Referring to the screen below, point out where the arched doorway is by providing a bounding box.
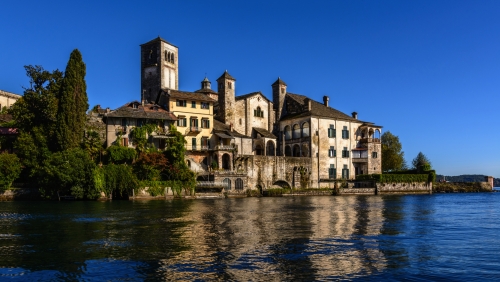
[266,141,275,156]
[255,144,264,155]
[285,145,292,156]
[235,178,244,191]
[222,153,231,170]
[293,144,300,157]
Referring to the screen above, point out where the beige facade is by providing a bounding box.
[0,90,21,110]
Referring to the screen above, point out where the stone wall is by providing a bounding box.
[376,182,432,194]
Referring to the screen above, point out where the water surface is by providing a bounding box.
[1,193,499,281]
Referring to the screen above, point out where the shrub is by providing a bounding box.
[105,145,137,164]
[0,153,22,191]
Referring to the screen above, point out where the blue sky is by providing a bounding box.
[1,0,499,177]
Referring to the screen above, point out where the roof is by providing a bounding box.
[169,90,217,102]
[235,91,272,103]
[140,36,177,48]
[217,70,236,81]
[194,88,218,95]
[213,119,250,138]
[0,90,22,99]
[272,77,287,86]
[106,101,177,120]
[281,93,360,122]
[253,127,277,139]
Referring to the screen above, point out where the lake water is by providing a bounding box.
[1,192,500,281]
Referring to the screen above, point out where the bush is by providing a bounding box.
[105,145,137,164]
[102,164,139,198]
[133,152,170,181]
[0,153,22,191]
[356,173,428,183]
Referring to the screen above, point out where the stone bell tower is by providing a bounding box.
[216,70,236,125]
[140,36,178,103]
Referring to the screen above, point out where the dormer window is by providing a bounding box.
[132,103,138,109]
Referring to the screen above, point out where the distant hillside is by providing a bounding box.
[436,174,500,187]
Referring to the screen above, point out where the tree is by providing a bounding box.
[55,49,89,151]
[83,130,103,161]
[412,152,432,171]
[381,131,407,172]
[0,153,22,191]
[133,152,170,181]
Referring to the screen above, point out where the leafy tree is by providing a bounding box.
[55,49,89,151]
[133,152,170,181]
[381,131,407,172]
[163,125,196,193]
[101,164,139,198]
[130,124,156,153]
[105,145,137,164]
[83,130,103,161]
[412,152,432,171]
[0,153,22,191]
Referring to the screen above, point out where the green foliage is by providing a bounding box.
[434,182,491,193]
[356,173,429,183]
[0,153,22,191]
[83,130,103,161]
[0,106,8,114]
[139,180,170,196]
[381,131,407,172]
[411,152,432,171]
[14,128,53,180]
[54,49,89,151]
[133,152,170,181]
[105,145,137,164]
[101,164,139,198]
[35,148,97,199]
[130,124,157,153]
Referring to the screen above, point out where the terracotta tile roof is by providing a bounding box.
[217,70,236,81]
[213,119,250,138]
[106,101,177,120]
[194,88,218,95]
[253,127,277,139]
[282,93,359,122]
[0,90,22,99]
[235,91,272,103]
[169,90,216,102]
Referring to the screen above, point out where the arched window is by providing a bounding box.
[171,53,175,63]
[235,178,243,191]
[164,51,168,61]
[284,126,291,140]
[255,144,264,155]
[222,153,231,170]
[285,145,292,156]
[302,122,310,137]
[292,124,300,139]
[254,107,264,117]
[293,144,301,157]
[301,144,309,157]
[266,141,275,156]
[223,178,231,191]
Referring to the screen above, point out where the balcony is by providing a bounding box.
[352,150,368,163]
[185,126,201,135]
[360,138,380,143]
[285,136,310,144]
[215,144,236,151]
[115,126,127,135]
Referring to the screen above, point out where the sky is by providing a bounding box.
[1,0,499,177]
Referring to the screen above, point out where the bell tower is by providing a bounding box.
[216,70,236,125]
[140,36,178,103]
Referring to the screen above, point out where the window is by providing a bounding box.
[201,137,209,150]
[239,118,242,125]
[292,124,300,139]
[254,107,264,117]
[223,178,231,191]
[342,165,349,179]
[201,102,209,109]
[329,164,336,179]
[302,122,310,137]
[235,178,244,191]
[328,146,336,158]
[137,119,143,127]
[191,101,196,108]
[171,53,175,63]
[342,147,350,158]
[228,82,232,89]
[201,118,210,129]
[176,100,186,107]
[191,138,197,150]
[328,125,336,138]
[284,126,291,140]
[372,152,378,158]
[190,118,198,128]
[165,51,168,62]
[177,117,187,127]
[342,126,349,139]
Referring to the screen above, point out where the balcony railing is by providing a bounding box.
[215,144,236,151]
[185,126,201,135]
[196,181,228,188]
[115,126,127,135]
[360,138,380,143]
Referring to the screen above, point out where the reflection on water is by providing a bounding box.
[0,194,499,280]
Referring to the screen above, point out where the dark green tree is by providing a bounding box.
[0,153,22,191]
[412,152,432,171]
[83,130,103,161]
[163,125,196,193]
[381,131,407,172]
[55,49,89,151]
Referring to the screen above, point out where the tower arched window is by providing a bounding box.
[302,122,310,137]
[292,124,300,139]
[254,107,264,118]
[171,53,175,63]
[228,82,232,89]
[284,126,291,140]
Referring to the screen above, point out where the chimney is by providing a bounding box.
[323,96,329,107]
[106,107,110,113]
[352,112,358,119]
[229,123,233,131]
[304,98,312,111]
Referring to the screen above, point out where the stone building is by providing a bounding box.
[136,37,382,191]
[0,90,21,111]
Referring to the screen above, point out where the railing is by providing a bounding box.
[360,138,380,143]
[215,144,235,151]
[185,145,211,151]
[185,126,201,134]
[352,151,368,158]
[115,126,127,134]
[212,169,247,175]
[285,136,310,143]
[196,181,228,188]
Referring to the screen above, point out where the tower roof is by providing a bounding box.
[140,36,178,48]
[272,77,287,86]
[217,70,236,81]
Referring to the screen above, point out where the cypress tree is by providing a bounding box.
[55,49,89,151]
